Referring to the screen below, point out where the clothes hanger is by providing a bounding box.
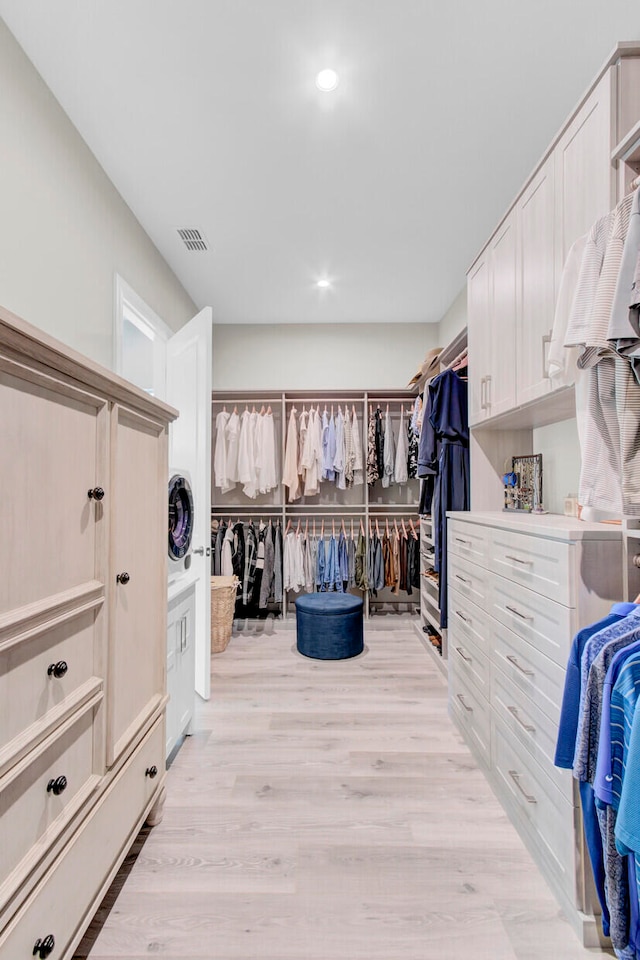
[369,519,373,538]
[222,404,227,413]
[260,404,265,415]
[360,519,365,537]
[386,403,389,415]
[321,519,325,537]
[332,518,336,537]
[313,519,316,537]
[267,404,272,415]
[252,404,256,414]
[394,519,400,539]
[285,518,292,535]
[385,518,390,536]
[375,519,380,537]
[296,519,301,535]
[350,519,354,540]
[233,405,238,415]
[341,518,346,536]
[401,518,408,539]
[304,518,308,537]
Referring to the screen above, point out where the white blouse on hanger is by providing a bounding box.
[394,407,408,485]
[351,409,364,486]
[214,410,231,491]
[225,410,240,487]
[256,411,278,495]
[282,408,301,501]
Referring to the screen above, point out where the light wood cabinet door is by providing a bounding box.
[555,68,614,275]
[0,359,108,616]
[488,211,517,417]
[467,253,491,425]
[517,157,556,405]
[108,405,167,765]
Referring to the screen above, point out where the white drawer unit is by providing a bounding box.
[447,511,622,945]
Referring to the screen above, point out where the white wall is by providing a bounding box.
[438,286,467,348]
[212,322,439,392]
[532,418,581,515]
[0,19,196,368]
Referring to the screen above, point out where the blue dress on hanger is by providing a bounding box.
[419,369,469,628]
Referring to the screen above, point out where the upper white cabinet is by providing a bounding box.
[516,155,556,405]
[467,51,639,425]
[554,69,614,275]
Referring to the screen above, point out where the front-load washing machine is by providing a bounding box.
[168,471,194,578]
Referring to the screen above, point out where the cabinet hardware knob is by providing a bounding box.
[456,693,473,713]
[508,770,537,804]
[507,705,536,733]
[47,661,68,679]
[145,765,158,779]
[33,935,55,958]
[87,487,105,501]
[506,654,535,677]
[47,776,67,796]
[116,572,130,585]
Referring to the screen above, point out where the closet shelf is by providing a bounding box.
[471,384,575,432]
[612,118,640,165]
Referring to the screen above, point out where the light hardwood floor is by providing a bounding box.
[75,620,612,959]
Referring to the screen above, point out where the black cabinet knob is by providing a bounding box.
[116,572,130,585]
[87,487,105,501]
[33,935,55,958]
[47,661,68,679]
[145,765,158,779]
[47,776,67,796]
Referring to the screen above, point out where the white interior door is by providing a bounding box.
[167,307,213,700]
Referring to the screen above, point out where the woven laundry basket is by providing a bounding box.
[210,575,239,653]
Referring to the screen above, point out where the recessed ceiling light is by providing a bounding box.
[316,69,339,92]
[316,279,331,289]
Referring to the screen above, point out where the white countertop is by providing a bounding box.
[446,510,623,541]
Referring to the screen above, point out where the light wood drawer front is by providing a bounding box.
[0,610,97,758]
[448,520,489,565]
[448,588,490,655]
[489,529,572,605]
[0,708,96,896]
[492,663,571,803]
[0,719,164,960]
[489,574,572,668]
[449,668,491,769]
[492,720,575,898]
[449,553,490,609]
[491,618,565,726]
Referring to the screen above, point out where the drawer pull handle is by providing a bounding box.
[116,572,130,585]
[507,705,536,733]
[455,537,471,546]
[456,646,472,663]
[455,574,470,584]
[47,775,67,796]
[505,554,532,565]
[145,765,158,779]
[47,660,68,679]
[33,935,55,958]
[506,654,534,677]
[508,770,537,804]
[455,610,470,624]
[505,604,532,621]
[456,693,473,713]
[87,486,105,501]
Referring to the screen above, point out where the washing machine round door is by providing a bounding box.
[168,475,194,561]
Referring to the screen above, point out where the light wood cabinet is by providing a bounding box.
[448,512,622,946]
[0,305,176,959]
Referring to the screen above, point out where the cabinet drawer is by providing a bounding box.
[0,705,99,907]
[0,719,164,960]
[491,617,565,726]
[0,609,99,762]
[448,520,489,565]
[448,587,490,655]
[449,668,490,769]
[492,720,576,899]
[449,616,490,702]
[489,529,572,605]
[492,662,571,803]
[449,553,490,609]
[488,574,573,668]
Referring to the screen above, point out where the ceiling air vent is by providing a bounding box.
[177,228,209,252]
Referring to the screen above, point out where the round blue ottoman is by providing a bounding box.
[295,594,364,660]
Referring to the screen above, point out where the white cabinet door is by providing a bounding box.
[488,211,517,417]
[555,68,614,275]
[517,156,556,405]
[167,307,213,702]
[467,253,491,425]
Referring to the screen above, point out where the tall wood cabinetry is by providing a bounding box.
[0,306,176,959]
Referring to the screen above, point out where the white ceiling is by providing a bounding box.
[1,2,640,325]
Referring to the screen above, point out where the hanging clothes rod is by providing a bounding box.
[368,397,418,404]
[211,505,282,513]
[211,397,281,405]
[286,503,367,509]
[285,396,366,405]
